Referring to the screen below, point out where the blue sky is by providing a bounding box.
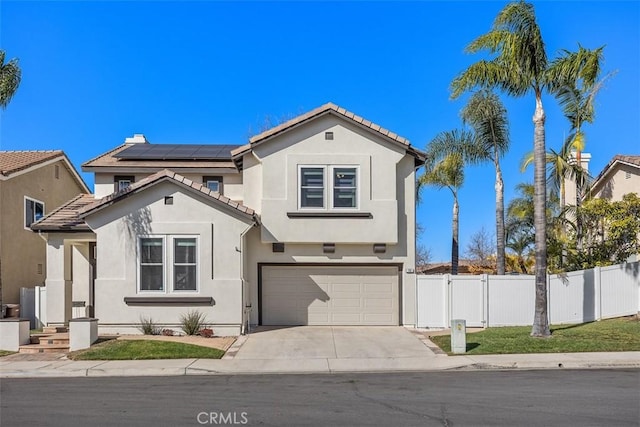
[1,1,638,262]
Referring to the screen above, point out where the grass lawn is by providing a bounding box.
[69,339,225,360]
[430,317,640,355]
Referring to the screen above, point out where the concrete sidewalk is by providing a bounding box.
[2,350,638,378]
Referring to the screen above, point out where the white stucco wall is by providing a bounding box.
[240,115,419,327]
[246,115,408,244]
[592,164,640,201]
[93,172,244,203]
[71,244,91,309]
[84,180,254,335]
[45,233,95,325]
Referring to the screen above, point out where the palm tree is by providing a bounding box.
[0,49,21,109]
[459,90,510,275]
[419,131,471,275]
[451,1,604,337]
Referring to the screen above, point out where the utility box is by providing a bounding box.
[451,319,466,354]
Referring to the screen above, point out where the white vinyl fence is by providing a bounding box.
[416,261,640,328]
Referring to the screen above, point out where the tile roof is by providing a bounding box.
[30,194,96,232]
[231,103,425,162]
[78,169,257,221]
[611,154,640,167]
[82,144,238,170]
[250,102,410,145]
[0,150,65,177]
[590,154,640,192]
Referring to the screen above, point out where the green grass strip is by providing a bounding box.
[431,317,640,355]
[69,339,225,360]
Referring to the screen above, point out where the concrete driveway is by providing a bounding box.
[233,326,436,360]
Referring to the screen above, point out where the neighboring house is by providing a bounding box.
[588,154,640,201]
[0,151,89,311]
[33,103,426,335]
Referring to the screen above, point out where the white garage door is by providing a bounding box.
[261,266,399,326]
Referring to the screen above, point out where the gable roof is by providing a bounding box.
[78,169,258,222]
[231,102,426,165]
[0,150,90,192]
[0,150,63,176]
[30,194,96,232]
[589,154,640,195]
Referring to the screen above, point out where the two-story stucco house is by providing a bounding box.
[33,103,426,335]
[0,151,89,314]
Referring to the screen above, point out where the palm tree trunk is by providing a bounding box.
[495,159,505,275]
[452,195,459,275]
[531,92,551,337]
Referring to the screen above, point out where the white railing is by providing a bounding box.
[416,261,640,328]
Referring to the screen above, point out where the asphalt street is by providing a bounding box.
[1,370,638,426]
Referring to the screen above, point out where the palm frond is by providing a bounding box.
[461,89,510,161]
[0,50,22,109]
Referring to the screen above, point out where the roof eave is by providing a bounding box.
[79,174,257,223]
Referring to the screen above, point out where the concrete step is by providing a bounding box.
[42,326,67,334]
[37,333,69,345]
[19,343,70,354]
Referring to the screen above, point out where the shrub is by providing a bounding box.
[180,310,207,336]
[199,328,214,338]
[161,329,175,336]
[139,316,160,335]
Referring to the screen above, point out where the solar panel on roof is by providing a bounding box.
[114,144,240,160]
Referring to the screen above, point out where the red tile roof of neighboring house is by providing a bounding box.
[231,102,426,163]
[78,169,258,221]
[0,150,64,177]
[30,194,96,232]
[0,150,90,192]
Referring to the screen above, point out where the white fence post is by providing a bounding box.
[594,266,602,321]
[482,273,489,327]
[444,274,451,329]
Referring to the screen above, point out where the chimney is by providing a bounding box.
[124,134,148,144]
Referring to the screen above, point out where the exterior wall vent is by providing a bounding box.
[373,243,386,254]
[272,243,285,253]
[325,131,334,140]
[322,243,335,253]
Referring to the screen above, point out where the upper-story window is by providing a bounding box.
[114,175,135,192]
[299,166,358,209]
[25,197,45,228]
[203,176,223,193]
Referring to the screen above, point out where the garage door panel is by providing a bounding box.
[364,298,394,308]
[262,266,399,326]
[332,298,361,308]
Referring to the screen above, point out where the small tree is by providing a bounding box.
[465,226,496,266]
[566,193,640,269]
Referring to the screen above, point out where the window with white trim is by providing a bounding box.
[298,166,358,210]
[203,176,223,193]
[138,236,198,293]
[300,167,325,208]
[114,175,135,192]
[140,238,164,291]
[173,238,197,291]
[25,197,45,228]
